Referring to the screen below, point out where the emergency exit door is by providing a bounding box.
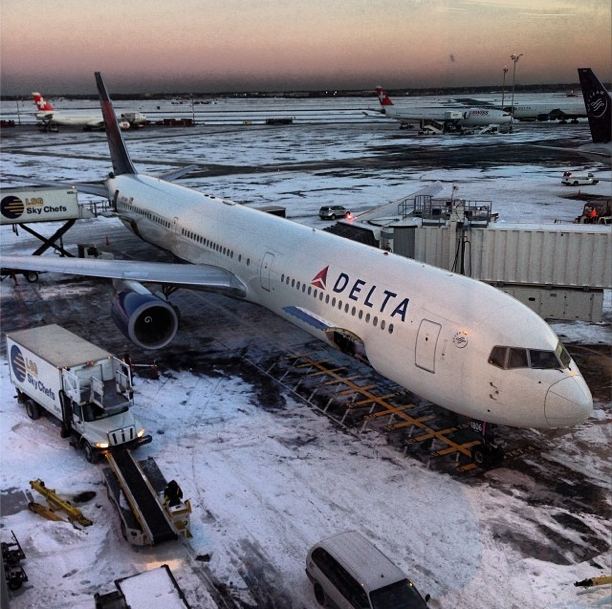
[260,252,274,292]
[415,319,441,373]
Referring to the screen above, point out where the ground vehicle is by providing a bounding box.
[319,205,350,220]
[94,564,191,608]
[306,531,429,608]
[6,324,152,462]
[103,450,191,546]
[574,200,612,224]
[561,171,599,186]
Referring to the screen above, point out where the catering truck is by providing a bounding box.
[6,324,152,462]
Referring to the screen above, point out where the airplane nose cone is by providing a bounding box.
[545,376,593,426]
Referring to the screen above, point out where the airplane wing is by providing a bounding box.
[157,165,199,181]
[530,143,612,166]
[1,255,247,297]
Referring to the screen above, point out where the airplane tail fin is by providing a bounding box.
[578,68,611,144]
[95,72,137,175]
[32,92,54,112]
[375,86,394,107]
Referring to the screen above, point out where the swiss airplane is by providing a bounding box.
[33,92,145,131]
[375,87,513,131]
[4,73,592,449]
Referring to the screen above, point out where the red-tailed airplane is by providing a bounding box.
[375,87,513,133]
[33,92,145,132]
[3,74,593,463]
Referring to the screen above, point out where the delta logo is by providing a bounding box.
[311,266,410,322]
[1,195,25,220]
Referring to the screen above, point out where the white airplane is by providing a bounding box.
[3,73,592,457]
[375,87,513,132]
[33,92,146,131]
[502,99,587,122]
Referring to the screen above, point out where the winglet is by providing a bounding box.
[95,72,137,175]
[578,68,611,144]
[375,86,394,106]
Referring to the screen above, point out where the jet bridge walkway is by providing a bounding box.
[104,450,178,545]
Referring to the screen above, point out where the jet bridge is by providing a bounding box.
[330,194,611,322]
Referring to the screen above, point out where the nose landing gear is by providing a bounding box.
[469,420,505,467]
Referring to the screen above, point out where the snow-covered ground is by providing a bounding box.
[1,101,610,608]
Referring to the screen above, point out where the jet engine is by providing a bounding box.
[111,280,179,349]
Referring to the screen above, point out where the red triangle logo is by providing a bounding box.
[311,266,328,289]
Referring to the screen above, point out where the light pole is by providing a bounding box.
[510,53,523,116]
[501,65,509,107]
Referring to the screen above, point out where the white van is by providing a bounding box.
[306,531,430,608]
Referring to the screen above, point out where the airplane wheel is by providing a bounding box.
[472,444,504,467]
[25,399,41,420]
[25,271,39,283]
[314,582,327,606]
[471,445,487,466]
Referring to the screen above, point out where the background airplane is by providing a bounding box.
[577,67,611,164]
[2,73,593,453]
[502,99,587,122]
[374,86,513,133]
[33,92,146,132]
[532,68,611,166]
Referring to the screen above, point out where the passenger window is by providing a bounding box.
[508,348,528,369]
[488,346,507,368]
[529,350,559,369]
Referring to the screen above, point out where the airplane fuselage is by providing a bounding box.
[108,173,592,429]
[384,107,512,127]
[35,111,105,128]
[504,102,587,121]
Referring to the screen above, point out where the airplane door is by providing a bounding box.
[415,319,441,373]
[260,252,274,292]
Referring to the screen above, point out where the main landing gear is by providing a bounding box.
[469,420,504,467]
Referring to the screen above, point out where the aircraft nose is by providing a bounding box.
[545,376,593,426]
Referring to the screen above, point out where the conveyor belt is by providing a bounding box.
[109,450,177,544]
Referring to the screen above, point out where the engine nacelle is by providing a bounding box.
[111,283,179,350]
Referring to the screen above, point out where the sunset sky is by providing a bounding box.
[1,0,610,94]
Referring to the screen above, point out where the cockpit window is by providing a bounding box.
[508,348,528,369]
[557,343,571,367]
[488,346,507,368]
[488,342,570,371]
[529,350,559,369]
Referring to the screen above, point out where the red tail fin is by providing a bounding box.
[32,92,54,112]
[375,87,394,106]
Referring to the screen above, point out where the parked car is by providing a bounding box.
[319,205,350,220]
[561,171,599,186]
[306,531,430,608]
